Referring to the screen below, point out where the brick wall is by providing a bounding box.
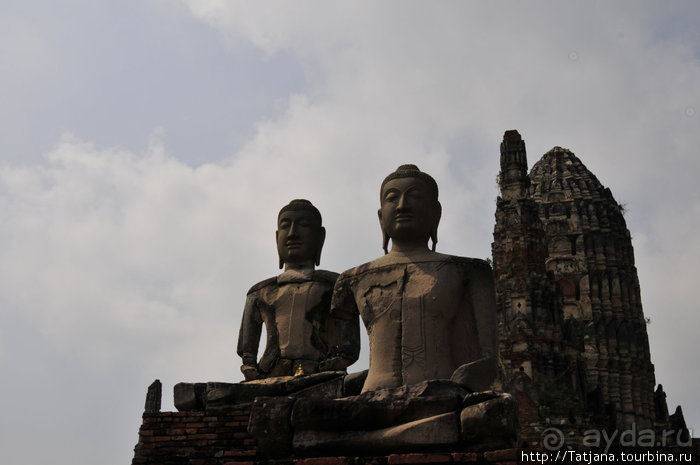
[132,408,257,465]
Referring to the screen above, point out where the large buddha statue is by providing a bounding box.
[289,166,519,454]
[237,199,360,380]
[332,164,498,392]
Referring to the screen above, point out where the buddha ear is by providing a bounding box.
[315,227,326,266]
[378,208,389,254]
[276,230,284,269]
[430,201,442,252]
[430,229,438,252]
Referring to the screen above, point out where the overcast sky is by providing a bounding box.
[1,2,699,464]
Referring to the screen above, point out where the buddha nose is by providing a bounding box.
[288,221,299,237]
[397,193,409,210]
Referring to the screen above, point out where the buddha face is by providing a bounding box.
[379,176,440,247]
[276,209,325,267]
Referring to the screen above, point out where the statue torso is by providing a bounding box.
[333,252,490,392]
[245,269,338,374]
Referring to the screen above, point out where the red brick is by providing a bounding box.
[388,453,452,464]
[483,449,517,461]
[184,422,206,428]
[350,458,384,465]
[451,452,480,462]
[297,458,352,465]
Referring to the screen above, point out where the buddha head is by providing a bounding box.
[277,199,326,269]
[378,164,441,254]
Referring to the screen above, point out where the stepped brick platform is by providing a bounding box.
[131,401,520,465]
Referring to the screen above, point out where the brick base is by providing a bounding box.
[131,408,521,465]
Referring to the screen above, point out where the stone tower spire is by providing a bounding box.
[499,130,530,200]
[493,131,673,440]
[493,131,584,427]
[528,147,657,429]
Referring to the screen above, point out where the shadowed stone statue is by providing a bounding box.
[332,165,498,391]
[237,199,360,380]
[289,165,519,454]
[174,200,360,414]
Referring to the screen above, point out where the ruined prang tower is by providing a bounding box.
[493,130,667,435]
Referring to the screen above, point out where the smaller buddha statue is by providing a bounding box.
[237,199,360,380]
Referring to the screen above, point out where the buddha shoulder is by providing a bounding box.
[312,269,340,286]
[338,251,491,279]
[247,277,278,295]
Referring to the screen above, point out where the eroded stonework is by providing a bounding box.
[493,130,687,442]
[237,199,360,380]
[332,254,497,392]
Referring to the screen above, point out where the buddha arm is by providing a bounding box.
[469,262,498,361]
[326,312,360,369]
[451,261,499,391]
[327,275,361,368]
[237,292,263,379]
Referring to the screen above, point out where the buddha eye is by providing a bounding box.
[384,191,399,203]
[407,188,424,201]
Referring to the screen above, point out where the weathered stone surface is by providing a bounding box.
[669,405,690,444]
[237,199,360,381]
[290,373,344,400]
[248,396,296,458]
[292,380,466,431]
[175,372,345,412]
[343,370,368,396]
[174,382,206,411]
[293,411,460,455]
[450,358,497,392]
[462,390,501,407]
[144,379,162,414]
[493,130,662,431]
[206,372,346,410]
[460,393,519,451]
